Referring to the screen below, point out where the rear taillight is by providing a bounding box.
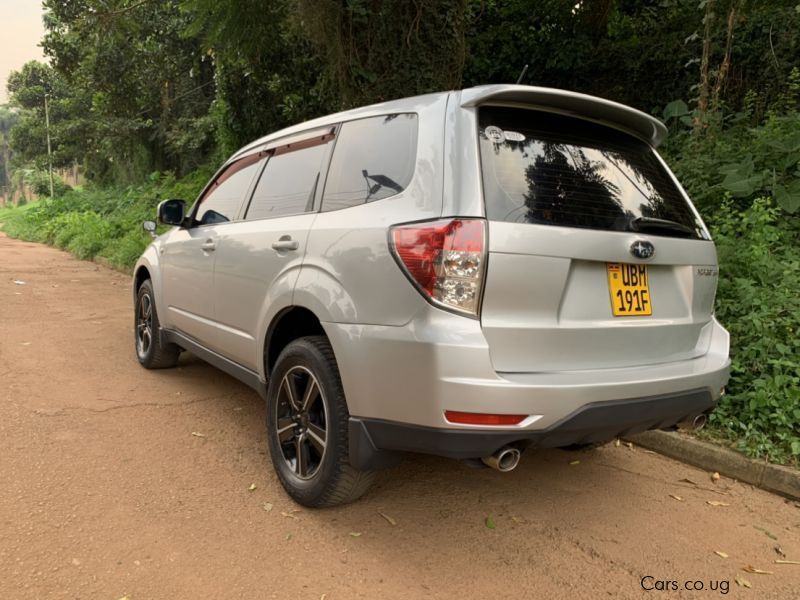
[390,218,486,316]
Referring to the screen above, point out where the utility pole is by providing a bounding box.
[44,93,54,199]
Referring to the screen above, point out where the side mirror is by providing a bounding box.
[157,199,186,227]
[142,220,157,239]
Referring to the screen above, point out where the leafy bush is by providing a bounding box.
[100,229,158,270]
[56,212,114,259]
[663,110,800,215]
[0,202,35,225]
[26,169,73,199]
[706,198,800,463]
[1,169,211,269]
[11,168,73,200]
[659,95,800,463]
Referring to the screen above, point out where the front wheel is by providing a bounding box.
[266,336,374,507]
[134,279,180,369]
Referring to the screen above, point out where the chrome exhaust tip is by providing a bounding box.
[481,446,522,472]
[677,413,707,432]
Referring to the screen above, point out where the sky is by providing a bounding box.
[0,1,46,104]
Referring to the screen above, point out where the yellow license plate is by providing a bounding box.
[607,263,652,316]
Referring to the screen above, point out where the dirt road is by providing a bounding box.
[1,232,798,600]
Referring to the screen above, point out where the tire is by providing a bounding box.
[266,336,374,507]
[134,279,180,369]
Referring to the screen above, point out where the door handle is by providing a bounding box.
[201,239,216,252]
[272,237,300,252]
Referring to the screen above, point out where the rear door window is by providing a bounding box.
[321,113,418,212]
[478,107,706,239]
[246,143,329,220]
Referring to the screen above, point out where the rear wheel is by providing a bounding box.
[135,280,180,369]
[266,336,373,507]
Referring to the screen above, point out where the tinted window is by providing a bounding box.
[478,107,706,239]
[246,143,328,220]
[322,114,418,212]
[196,159,260,225]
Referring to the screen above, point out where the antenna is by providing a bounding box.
[515,64,529,85]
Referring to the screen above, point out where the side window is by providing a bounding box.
[195,157,261,226]
[246,143,329,220]
[322,113,418,212]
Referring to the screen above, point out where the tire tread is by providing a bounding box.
[268,336,374,507]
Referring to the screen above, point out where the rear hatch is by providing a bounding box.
[477,106,718,372]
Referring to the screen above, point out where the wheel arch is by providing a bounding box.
[132,243,167,327]
[264,306,327,379]
[134,265,151,294]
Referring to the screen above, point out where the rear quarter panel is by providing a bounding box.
[294,92,451,327]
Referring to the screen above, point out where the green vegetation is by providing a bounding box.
[661,109,800,465]
[0,202,35,224]
[1,0,797,464]
[706,199,800,463]
[1,170,210,269]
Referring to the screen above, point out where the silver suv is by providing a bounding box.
[134,85,730,506]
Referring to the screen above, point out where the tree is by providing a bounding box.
[4,0,795,190]
[296,0,468,109]
[41,0,216,182]
[6,61,87,173]
[0,106,21,205]
[183,0,326,155]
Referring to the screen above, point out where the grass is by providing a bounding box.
[0,170,211,271]
[0,202,36,224]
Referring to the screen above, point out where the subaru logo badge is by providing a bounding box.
[630,240,655,260]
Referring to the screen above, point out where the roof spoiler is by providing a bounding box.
[460,85,667,148]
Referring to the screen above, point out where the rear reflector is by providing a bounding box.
[444,411,527,426]
[390,218,486,316]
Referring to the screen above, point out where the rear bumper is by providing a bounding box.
[322,306,730,467]
[349,388,715,467]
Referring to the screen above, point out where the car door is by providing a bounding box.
[211,128,335,369]
[160,154,262,345]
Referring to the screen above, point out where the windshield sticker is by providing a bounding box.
[484,125,505,143]
[503,130,525,142]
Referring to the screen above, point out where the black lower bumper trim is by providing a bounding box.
[349,388,715,469]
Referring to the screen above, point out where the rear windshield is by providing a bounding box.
[478,107,707,239]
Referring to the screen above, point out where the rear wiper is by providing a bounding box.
[629,216,694,237]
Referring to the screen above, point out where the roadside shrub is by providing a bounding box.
[63,212,114,259]
[25,170,73,199]
[0,169,210,266]
[99,229,153,270]
[0,203,35,228]
[707,198,800,463]
[663,111,800,216]
[2,202,53,241]
[11,168,73,200]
